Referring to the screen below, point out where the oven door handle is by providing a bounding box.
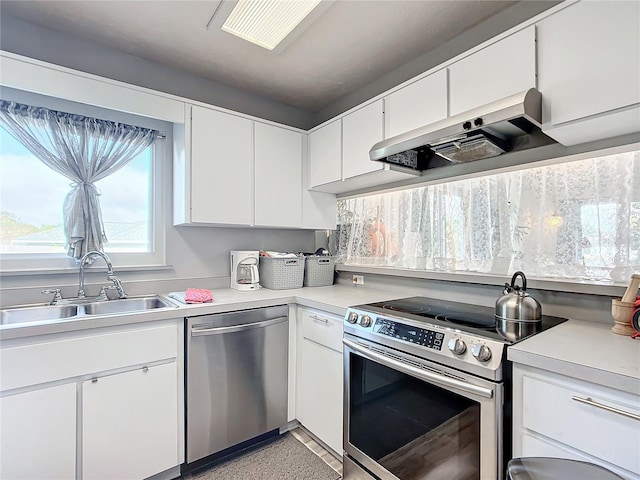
[343,338,494,399]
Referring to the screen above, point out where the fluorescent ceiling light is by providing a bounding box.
[222,0,322,51]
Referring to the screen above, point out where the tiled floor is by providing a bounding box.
[291,427,344,477]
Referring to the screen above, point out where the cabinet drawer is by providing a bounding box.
[1,324,178,391]
[300,309,343,352]
[522,375,640,474]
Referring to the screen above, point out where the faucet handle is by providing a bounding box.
[42,288,63,305]
[97,285,117,300]
[107,274,127,299]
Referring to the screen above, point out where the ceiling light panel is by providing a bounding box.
[222,0,322,50]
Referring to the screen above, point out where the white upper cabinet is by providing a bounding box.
[254,122,302,228]
[301,136,337,230]
[309,100,419,195]
[186,105,254,226]
[449,26,536,115]
[536,0,640,145]
[176,105,333,228]
[385,69,448,138]
[309,119,342,188]
[342,100,384,179]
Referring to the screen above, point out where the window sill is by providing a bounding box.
[335,264,627,297]
[0,264,175,277]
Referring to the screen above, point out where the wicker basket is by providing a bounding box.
[259,256,305,290]
[303,256,335,287]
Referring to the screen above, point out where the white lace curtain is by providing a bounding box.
[336,150,640,284]
[0,100,157,260]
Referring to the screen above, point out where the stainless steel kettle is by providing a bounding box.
[495,271,542,341]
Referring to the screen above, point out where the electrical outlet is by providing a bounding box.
[352,275,365,286]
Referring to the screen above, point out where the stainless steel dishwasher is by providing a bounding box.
[185,305,288,465]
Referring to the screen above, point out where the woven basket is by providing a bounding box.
[303,256,335,287]
[259,256,305,290]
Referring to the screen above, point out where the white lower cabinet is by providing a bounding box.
[513,364,640,479]
[0,383,77,480]
[0,321,182,480]
[296,307,343,455]
[82,362,179,480]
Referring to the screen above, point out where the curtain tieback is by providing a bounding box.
[72,181,101,195]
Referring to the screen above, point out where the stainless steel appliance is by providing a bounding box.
[185,305,288,467]
[343,297,566,480]
[369,88,552,171]
[495,271,543,341]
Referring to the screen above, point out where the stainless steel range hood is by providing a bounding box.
[370,88,544,171]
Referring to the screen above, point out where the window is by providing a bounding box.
[335,147,640,285]
[0,89,168,271]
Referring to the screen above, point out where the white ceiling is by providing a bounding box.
[2,0,537,112]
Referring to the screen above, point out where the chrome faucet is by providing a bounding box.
[78,251,127,299]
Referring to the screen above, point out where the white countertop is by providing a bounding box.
[3,284,639,395]
[0,284,401,341]
[508,319,640,395]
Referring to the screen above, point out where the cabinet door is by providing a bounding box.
[0,383,76,480]
[254,123,302,227]
[190,105,253,225]
[297,309,343,455]
[537,1,640,132]
[449,26,536,115]
[298,338,343,454]
[83,362,179,480]
[385,69,448,138]
[309,119,342,188]
[342,100,384,179]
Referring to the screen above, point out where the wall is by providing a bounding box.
[0,93,316,308]
[334,272,614,325]
[0,2,560,130]
[0,12,314,130]
[313,0,560,125]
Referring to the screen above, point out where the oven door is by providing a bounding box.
[343,335,503,480]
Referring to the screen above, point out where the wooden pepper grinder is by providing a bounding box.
[612,273,640,335]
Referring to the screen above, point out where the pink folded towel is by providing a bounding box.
[185,288,213,303]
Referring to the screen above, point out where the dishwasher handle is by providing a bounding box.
[190,316,287,336]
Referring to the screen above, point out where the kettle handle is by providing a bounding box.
[510,271,527,291]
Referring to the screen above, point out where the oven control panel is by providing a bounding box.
[374,318,444,350]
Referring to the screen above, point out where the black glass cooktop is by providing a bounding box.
[361,296,567,343]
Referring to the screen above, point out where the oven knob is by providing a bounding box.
[359,315,372,328]
[347,312,359,324]
[472,344,492,362]
[447,338,467,355]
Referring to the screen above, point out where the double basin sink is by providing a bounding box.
[1,295,179,326]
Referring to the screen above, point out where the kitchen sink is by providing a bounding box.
[0,295,178,326]
[1,304,79,325]
[82,296,177,316]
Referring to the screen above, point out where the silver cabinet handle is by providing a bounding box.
[191,316,287,336]
[310,314,329,324]
[572,395,640,421]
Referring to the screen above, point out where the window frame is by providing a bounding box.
[0,87,168,273]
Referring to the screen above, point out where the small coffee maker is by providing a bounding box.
[230,251,260,291]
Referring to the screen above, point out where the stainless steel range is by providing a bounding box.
[342,296,566,480]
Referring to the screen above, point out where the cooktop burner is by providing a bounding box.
[364,296,566,343]
[382,304,431,314]
[437,312,496,331]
